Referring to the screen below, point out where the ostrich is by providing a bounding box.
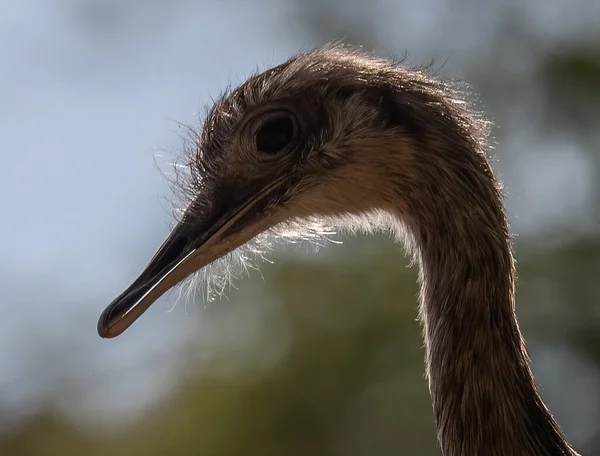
[98,46,579,455]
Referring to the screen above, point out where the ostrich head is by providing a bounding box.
[99,46,486,339]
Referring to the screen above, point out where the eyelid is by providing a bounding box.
[250,108,299,137]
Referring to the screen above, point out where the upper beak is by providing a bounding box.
[98,176,289,339]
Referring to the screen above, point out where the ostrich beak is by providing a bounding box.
[98,176,289,339]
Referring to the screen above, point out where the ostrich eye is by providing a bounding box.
[255,114,296,154]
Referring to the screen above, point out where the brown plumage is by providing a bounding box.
[98,46,579,455]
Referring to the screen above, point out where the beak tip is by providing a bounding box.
[97,324,111,339]
[97,306,119,339]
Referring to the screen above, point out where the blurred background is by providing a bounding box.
[1,0,600,454]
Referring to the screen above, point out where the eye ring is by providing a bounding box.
[254,109,299,155]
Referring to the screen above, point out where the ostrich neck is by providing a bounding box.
[396,136,577,455]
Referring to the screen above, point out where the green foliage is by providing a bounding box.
[540,46,600,129]
[4,236,600,455]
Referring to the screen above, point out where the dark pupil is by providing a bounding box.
[256,116,294,154]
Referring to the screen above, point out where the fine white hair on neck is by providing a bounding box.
[175,217,340,307]
[172,211,415,312]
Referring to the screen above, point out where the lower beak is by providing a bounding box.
[98,217,213,339]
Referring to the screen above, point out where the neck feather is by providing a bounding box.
[415,193,574,455]
[387,107,576,455]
